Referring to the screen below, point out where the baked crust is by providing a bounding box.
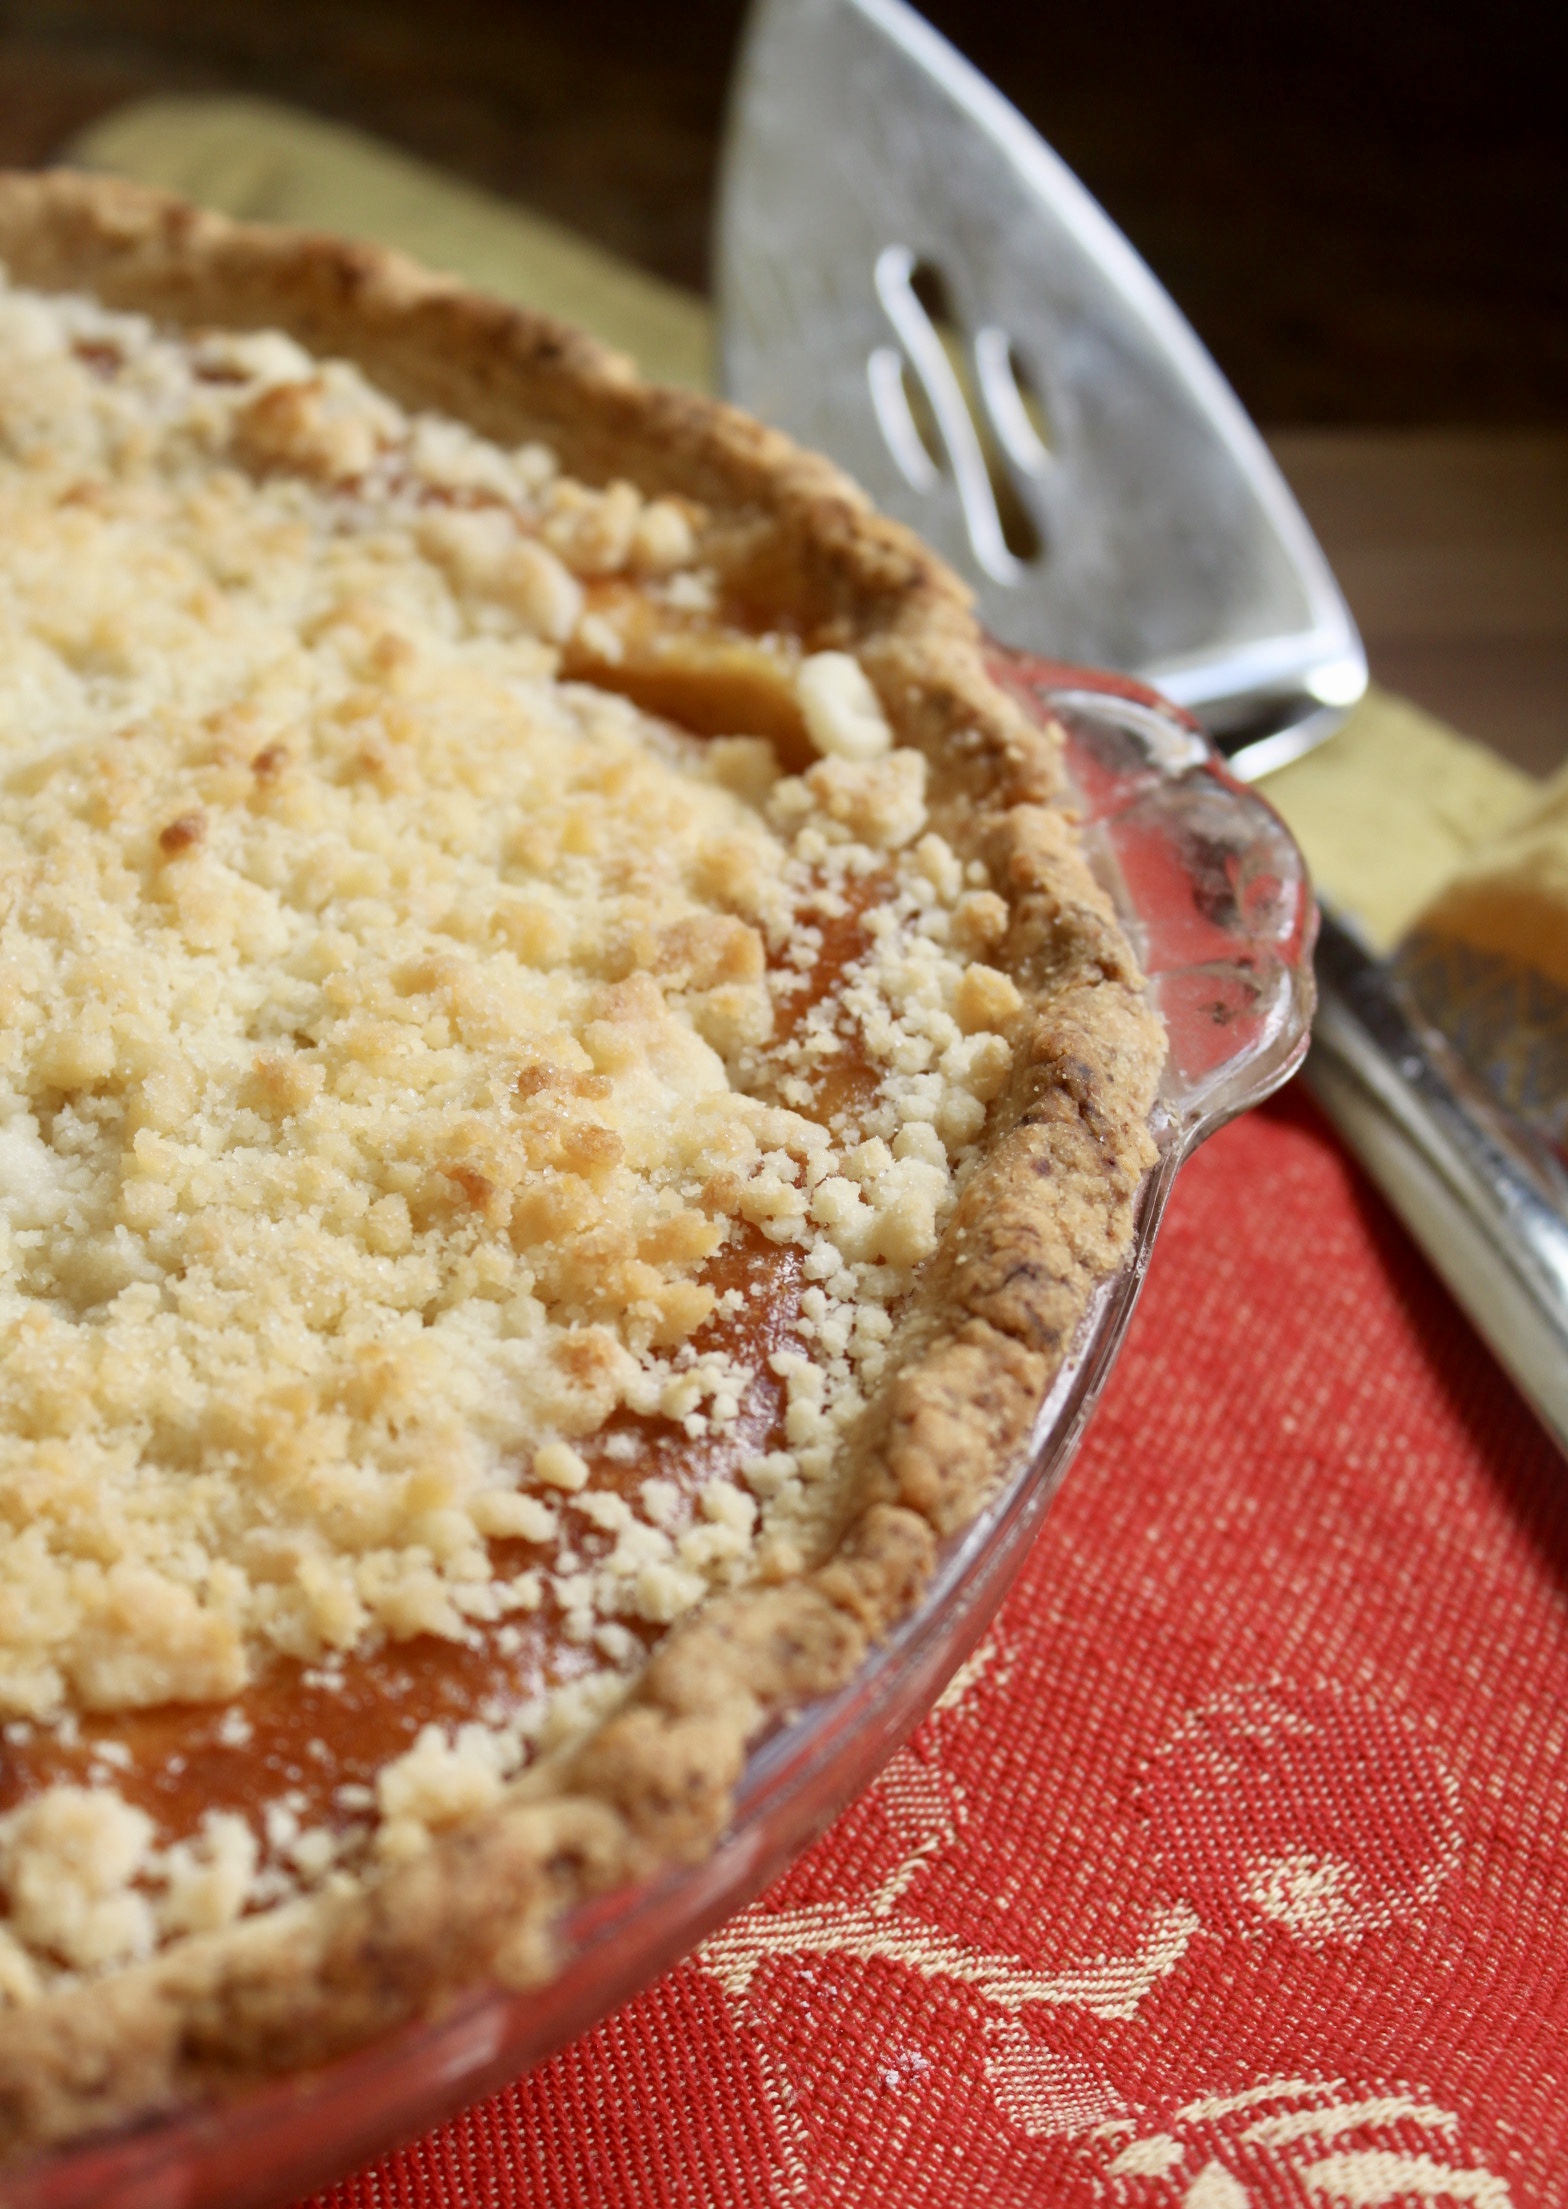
[0,168,1162,2157]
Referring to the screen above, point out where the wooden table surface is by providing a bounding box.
[1273,432,1568,777]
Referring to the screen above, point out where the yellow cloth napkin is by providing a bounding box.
[1410,758,1568,988]
[61,93,1545,955]
[1264,689,1537,950]
[69,95,713,390]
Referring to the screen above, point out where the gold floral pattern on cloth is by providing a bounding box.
[691,1653,1497,2205]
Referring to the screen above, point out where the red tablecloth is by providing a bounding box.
[305,1084,1567,2208]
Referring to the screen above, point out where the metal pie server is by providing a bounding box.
[714,0,1367,779]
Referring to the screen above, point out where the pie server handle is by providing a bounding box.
[1310,910,1568,1460]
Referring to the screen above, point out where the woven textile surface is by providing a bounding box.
[296,1082,1568,2208]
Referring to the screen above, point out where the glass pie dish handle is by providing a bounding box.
[13,656,1317,2209]
[998,651,1318,1135]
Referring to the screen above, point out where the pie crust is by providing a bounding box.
[0,170,1162,2157]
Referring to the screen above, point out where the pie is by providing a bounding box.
[0,171,1161,2157]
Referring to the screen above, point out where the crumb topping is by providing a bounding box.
[0,275,1028,1984]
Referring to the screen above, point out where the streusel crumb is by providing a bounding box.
[0,273,1028,1979]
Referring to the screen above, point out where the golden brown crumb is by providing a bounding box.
[156,810,206,855]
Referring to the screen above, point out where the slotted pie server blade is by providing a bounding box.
[715,0,1367,778]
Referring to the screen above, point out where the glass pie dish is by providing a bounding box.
[9,651,1316,2209]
